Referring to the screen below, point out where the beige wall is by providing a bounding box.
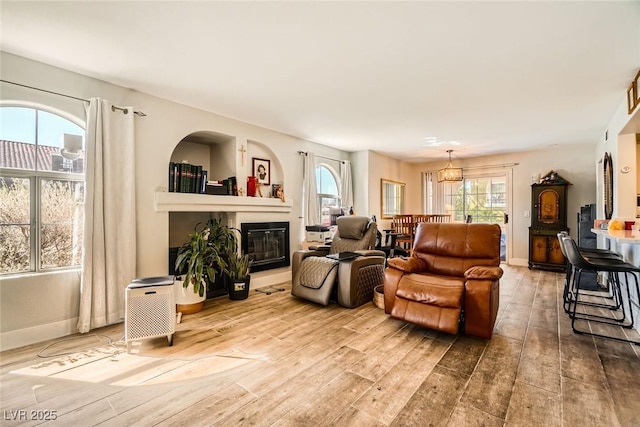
[352,150,370,218]
[365,151,416,231]
[596,91,640,220]
[596,79,640,335]
[0,49,630,349]
[363,145,597,264]
[424,146,596,264]
[0,52,349,349]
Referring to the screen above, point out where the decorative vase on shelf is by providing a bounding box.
[247,176,257,197]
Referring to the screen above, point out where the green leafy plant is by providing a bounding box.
[205,218,239,278]
[224,247,252,281]
[175,224,217,297]
[175,218,250,295]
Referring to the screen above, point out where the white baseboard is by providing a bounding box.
[1,317,79,352]
[0,271,292,352]
[251,270,291,289]
[508,258,529,267]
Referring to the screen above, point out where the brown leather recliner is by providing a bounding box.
[383,222,503,339]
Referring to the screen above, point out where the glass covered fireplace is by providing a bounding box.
[241,222,290,273]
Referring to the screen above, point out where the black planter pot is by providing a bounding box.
[229,275,251,300]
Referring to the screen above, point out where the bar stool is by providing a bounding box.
[562,236,640,345]
[557,233,623,315]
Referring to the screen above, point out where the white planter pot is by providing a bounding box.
[174,278,206,314]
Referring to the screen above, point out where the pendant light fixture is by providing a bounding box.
[437,149,463,182]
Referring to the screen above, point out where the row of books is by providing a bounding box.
[168,162,208,193]
[168,162,239,195]
[205,177,238,196]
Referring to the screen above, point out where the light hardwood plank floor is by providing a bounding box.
[1,265,639,426]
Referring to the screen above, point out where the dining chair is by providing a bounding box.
[391,214,415,252]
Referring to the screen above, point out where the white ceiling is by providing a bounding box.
[1,1,639,162]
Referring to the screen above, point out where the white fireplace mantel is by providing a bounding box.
[154,191,293,213]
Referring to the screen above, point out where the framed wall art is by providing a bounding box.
[253,157,270,185]
[634,69,640,108]
[603,152,613,220]
[627,69,640,115]
[627,81,637,114]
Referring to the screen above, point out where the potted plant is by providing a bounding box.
[224,247,252,300]
[206,218,238,261]
[174,223,217,314]
[204,218,240,296]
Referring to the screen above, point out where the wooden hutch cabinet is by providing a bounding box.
[528,171,571,271]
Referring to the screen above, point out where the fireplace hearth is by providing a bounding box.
[241,222,290,272]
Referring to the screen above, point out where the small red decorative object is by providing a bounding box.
[247,176,257,197]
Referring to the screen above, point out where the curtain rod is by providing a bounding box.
[297,149,517,170]
[1,79,147,117]
[297,150,346,164]
[462,162,519,171]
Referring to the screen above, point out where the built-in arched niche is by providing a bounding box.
[168,130,236,261]
[171,130,237,183]
[247,139,284,197]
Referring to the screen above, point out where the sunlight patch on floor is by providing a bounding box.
[10,345,270,387]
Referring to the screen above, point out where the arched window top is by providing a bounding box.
[315,163,341,226]
[0,106,84,173]
[0,103,85,275]
[316,164,339,196]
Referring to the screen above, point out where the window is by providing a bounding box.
[443,180,465,222]
[0,106,85,274]
[316,164,340,226]
[426,169,510,261]
[442,176,506,223]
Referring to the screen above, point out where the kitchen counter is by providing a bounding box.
[590,227,640,335]
[591,228,640,244]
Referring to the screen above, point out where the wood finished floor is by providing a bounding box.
[1,265,639,426]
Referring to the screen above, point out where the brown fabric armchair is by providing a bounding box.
[383,222,503,339]
[292,216,385,307]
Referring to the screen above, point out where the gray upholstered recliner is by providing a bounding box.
[291,216,385,308]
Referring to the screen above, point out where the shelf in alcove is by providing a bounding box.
[154,191,292,213]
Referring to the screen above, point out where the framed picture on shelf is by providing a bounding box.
[253,157,270,185]
[272,184,285,202]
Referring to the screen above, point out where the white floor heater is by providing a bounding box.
[125,276,176,352]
